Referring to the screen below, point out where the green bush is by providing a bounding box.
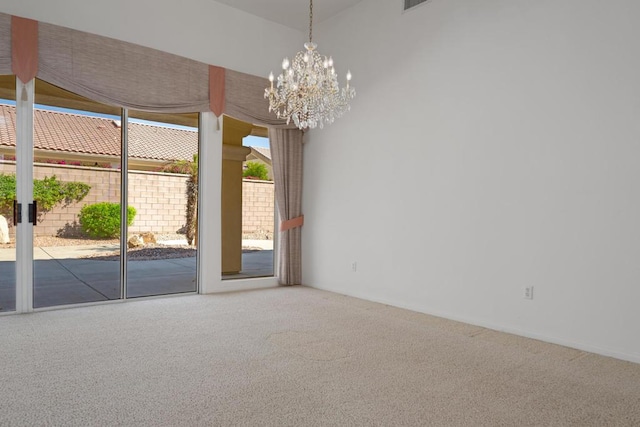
[33,176,91,212]
[243,161,269,180]
[0,174,16,215]
[0,173,91,221]
[79,202,136,239]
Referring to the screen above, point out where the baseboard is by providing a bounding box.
[207,277,279,293]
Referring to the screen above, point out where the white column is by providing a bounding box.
[198,112,222,293]
[15,79,34,313]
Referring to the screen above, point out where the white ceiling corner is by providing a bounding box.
[212,0,363,31]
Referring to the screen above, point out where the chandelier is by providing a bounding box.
[264,0,355,130]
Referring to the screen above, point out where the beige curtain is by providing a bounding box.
[225,69,304,285]
[269,128,304,285]
[0,14,11,74]
[37,22,210,113]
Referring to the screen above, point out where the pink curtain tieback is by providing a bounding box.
[280,215,304,232]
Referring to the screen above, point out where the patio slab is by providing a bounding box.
[0,242,273,311]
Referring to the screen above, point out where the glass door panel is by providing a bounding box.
[222,134,275,280]
[32,80,123,308]
[125,111,198,298]
[0,76,16,312]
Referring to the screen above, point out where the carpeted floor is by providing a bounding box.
[0,286,638,426]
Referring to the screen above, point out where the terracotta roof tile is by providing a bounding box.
[128,121,197,161]
[0,103,197,162]
[251,146,271,160]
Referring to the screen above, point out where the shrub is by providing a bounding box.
[0,173,91,221]
[0,174,17,215]
[79,202,136,239]
[243,161,269,180]
[160,155,199,246]
[33,176,91,212]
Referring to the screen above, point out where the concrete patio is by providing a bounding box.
[0,240,274,312]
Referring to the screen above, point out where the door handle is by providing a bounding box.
[13,200,21,225]
[29,201,37,225]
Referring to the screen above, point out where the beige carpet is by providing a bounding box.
[0,286,638,426]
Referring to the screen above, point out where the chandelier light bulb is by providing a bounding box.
[282,58,290,70]
[346,70,352,81]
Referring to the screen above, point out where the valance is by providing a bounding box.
[1,11,297,127]
[225,69,296,129]
[37,21,211,113]
[0,14,11,75]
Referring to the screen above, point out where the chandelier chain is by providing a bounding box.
[309,0,313,43]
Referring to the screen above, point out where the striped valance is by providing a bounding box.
[0,14,10,75]
[1,11,293,128]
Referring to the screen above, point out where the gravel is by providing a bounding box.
[2,234,261,261]
[87,245,197,261]
[2,236,119,249]
[1,234,196,261]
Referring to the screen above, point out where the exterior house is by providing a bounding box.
[244,146,272,180]
[0,103,198,170]
[1,103,272,179]
[0,102,274,239]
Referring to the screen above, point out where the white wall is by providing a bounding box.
[304,0,640,363]
[0,0,301,77]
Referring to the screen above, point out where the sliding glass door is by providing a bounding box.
[32,79,123,309]
[125,111,199,298]
[0,75,16,312]
[3,77,200,312]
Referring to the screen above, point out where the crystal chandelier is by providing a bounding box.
[264,0,355,130]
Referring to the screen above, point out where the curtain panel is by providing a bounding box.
[0,14,11,75]
[269,128,304,285]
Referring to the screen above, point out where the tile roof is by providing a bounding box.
[128,121,198,162]
[250,146,271,160]
[0,103,197,162]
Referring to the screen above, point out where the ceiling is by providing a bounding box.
[212,0,363,31]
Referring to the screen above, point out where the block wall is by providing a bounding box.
[1,162,274,239]
[242,179,275,240]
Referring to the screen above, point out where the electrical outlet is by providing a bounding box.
[524,286,534,300]
[351,262,357,272]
